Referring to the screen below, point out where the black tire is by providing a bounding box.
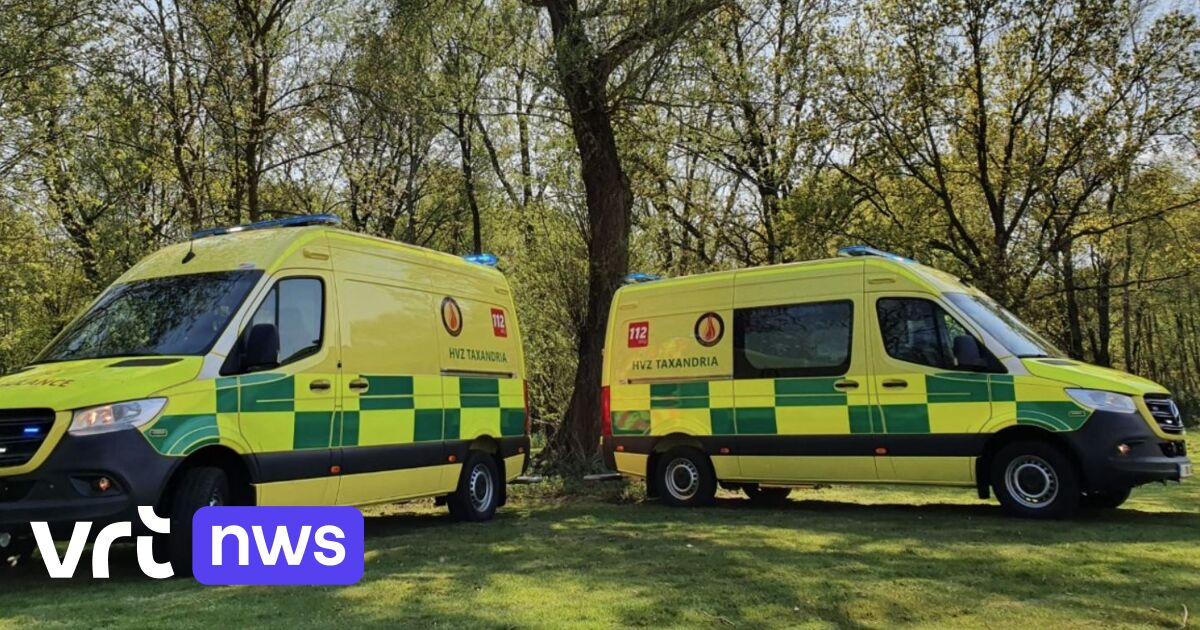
[166,466,230,575]
[447,452,501,522]
[1082,486,1132,510]
[655,446,717,508]
[744,484,792,506]
[990,441,1081,519]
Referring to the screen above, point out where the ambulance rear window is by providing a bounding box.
[734,300,853,378]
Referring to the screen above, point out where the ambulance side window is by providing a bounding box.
[236,278,324,372]
[734,300,853,378]
[876,297,999,372]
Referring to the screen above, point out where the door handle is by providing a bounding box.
[309,379,331,392]
[882,379,908,389]
[348,378,370,393]
[833,379,860,390]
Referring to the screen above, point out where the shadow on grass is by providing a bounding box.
[1,496,1197,628]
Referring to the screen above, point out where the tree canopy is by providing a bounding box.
[1,0,1198,467]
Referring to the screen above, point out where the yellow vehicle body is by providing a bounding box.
[601,250,1190,514]
[0,219,529,539]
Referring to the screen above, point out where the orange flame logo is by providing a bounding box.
[695,312,724,346]
[442,297,463,336]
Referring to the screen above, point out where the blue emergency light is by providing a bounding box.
[464,253,499,267]
[624,272,661,284]
[837,245,917,264]
[191,214,342,240]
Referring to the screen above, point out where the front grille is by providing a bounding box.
[1144,395,1185,435]
[1160,441,1187,458]
[0,409,55,467]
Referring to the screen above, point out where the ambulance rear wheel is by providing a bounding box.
[656,447,716,507]
[744,484,791,506]
[448,452,500,522]
[991,441,1080,519]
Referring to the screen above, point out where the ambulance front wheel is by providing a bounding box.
[164,466,231,575]
[656,447,716,508]
[448,452,501,522]
[991,441,1081,519]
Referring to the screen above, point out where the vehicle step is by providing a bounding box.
[583,472,623,482]
[512,475,544,485]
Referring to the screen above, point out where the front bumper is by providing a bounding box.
[1062,410,1190,492]
[0,429,178,538]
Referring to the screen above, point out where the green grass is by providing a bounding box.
[2,438,1198,629]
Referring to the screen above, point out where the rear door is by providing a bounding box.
[732,265,878,483]
[334,275,447,504]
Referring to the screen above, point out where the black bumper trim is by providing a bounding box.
[0,429,179,533]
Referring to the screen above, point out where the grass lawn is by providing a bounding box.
[1,437,1197,629]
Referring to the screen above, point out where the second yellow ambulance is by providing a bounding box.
[601,247,1190,518]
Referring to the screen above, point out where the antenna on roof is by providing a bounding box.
[182,237,196,264]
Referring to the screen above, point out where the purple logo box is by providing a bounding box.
[192,506,364,586]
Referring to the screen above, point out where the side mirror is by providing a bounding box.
[241,323,280,372]
[952,335,987,370]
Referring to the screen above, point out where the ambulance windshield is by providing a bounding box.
[945,293,1062,359]
[35,270,262,363]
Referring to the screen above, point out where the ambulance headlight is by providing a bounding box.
[70,398,167,435]
[1064,389,1136,414]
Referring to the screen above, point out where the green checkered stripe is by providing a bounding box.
[217,373,523,450]
[610,373,1090,437]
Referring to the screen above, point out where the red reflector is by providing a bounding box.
[448,455,458,463]
[719,447,731,454]
[874,447,888,455]
[601,386,613,438]
[616,445,625,452]
[329,465,342,475]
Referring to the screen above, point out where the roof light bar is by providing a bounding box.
[624,272,661,284]
[464,253,499,267]
[190,214,342,240]
[837,245,917,264]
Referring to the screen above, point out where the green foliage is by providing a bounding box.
[1,0,1198,434]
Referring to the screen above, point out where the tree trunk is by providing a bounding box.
[542,6,633,465]
[457,110,483,253]
[1060,247,1085,359]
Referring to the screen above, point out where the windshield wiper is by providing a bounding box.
[1016,353,1049,358]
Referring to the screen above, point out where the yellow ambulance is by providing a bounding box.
[601,247,1190,518]
[0,215,529,568]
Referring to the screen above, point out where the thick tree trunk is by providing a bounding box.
[542,7,633,464]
